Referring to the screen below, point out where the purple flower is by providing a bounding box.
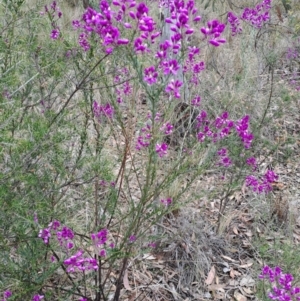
[191,96,201,106]
[129,235,136,243]
[148,242,156,248]
[64,250,98,273]
[221,156,232,167]
[78,32,90,51]
[162,59,180,75]
[228,12,242,36]
[50,28,60,40]
[136,2,148,19]
[32,295,44,301]
[91,229,108,246]
[134,37,148,53]
[197,132,205,142]
[93,101,114,121]
[201,19,226,47]
[4,291,12,298]
[136,125,152,150]
[56,226,74,250]
[217,148,232,167]
[49,220,60,230]
[72,20,81,29]
[161,198,172,206]
[160,122,173,135]
[155,143,168,157]
[245,170,278,193]
[50,1,57,10]
[259,265,300,301]
[264,170,278,183]
[2,290,12,301]
[246,157,257,171]
[38,228,51,244]
[99,249,107,257]
[144,66,158,85]
[217,148,227,156]
[235,115,253,148]
[117,38,129,45]
[241,0,271,28]
[193,61,205,73]
[165,79,182,98]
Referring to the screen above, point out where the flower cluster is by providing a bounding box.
[56,226,75,250]
[246,170,278,193]
[72,1,130,53]
[42,1,62,40]
[160,122,174,135]
[64,250,99,273]
[162,0,201,54]
[165,79,182,98]
[155,0,208,96]
[246,156,257,171]
[38,220,74,250]
[91,229,108,257]
[1,290,12,301]
[184,47,205,85]
[114,67,132,103]
[38,219,61,244]
[191,95,201,106]
[227,12,242,36]
[144,66,158,85]
[217,148,232,167]
[131,3,160,53]
[93,101,114,122]
[259,266,300,301]
[201,19,226,47]
[241,0,272,29]
[155,142,168,157]
[196,111,235,143]
[39,221,74,252]
[136,124,152,151]
[235,115,253,149]
[136,114,172,157]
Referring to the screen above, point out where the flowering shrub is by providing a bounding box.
[0,0,290,299]
[259,266,300,301]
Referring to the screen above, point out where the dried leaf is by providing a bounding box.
[234,290,247,301]
[205,265,216,285]
[230,269,236,278]
[123,269,132,291]
[245,230,253,237]
[241,286,255,296]
[207,284,225,291]
[221,255,238,263]
[229,279,239,286]
[232,225,239,235]
[142,253,156,260]
[239,262,253,268]
[240,275,255,287]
